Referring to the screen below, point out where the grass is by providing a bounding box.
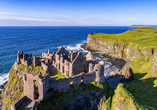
[111,83,149,110]
[89,27,157,47]
[38,81,106,110]
[125,59,157,109]
[54,69,66,80]
[89,27,157,109]
[18,64,45,76]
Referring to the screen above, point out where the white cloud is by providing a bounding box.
[0,12,135,26]
[0,12,68,22]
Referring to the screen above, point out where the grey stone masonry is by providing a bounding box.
[11,46,105,110]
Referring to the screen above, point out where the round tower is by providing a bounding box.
[94,64,105,83]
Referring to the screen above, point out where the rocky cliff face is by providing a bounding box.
[87,34,153,60]
[86,34,157,77]
[87,34,124,58]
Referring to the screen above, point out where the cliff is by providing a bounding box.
[1,63,44,110]
[87,27,157,77]
[86,27,157,109]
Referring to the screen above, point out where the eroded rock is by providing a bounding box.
[120,67,134,82]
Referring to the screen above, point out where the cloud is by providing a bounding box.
[0,12,134,26]
[0,12,67,22]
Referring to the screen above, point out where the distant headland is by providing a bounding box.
[130,24,157,28]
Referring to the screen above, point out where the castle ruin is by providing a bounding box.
[11,46,105,110]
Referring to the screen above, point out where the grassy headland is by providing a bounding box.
[90,27,157,47]
[88,27,157,109]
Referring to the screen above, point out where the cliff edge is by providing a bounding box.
[85,27,157,109]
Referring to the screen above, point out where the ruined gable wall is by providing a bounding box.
[56,47,69,56]
[86,51,93,61]
[72,52,86,75]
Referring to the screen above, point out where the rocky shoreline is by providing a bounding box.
[80,43,127,70]
[80,43,132,88]
[0,81,7,94]
[80,43,97,52]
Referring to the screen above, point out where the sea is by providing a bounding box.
[0,26,133,86]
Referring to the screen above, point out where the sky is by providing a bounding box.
[0,0,156,26]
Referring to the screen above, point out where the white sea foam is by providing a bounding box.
[58,40,88,53]
[104,61,119,77]
[0,73,9,86]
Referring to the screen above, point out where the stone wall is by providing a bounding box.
[23,72,50,101]
[72,52,86,76]
[49,62,105,92]
[20,58,29,66]
[54,50,86,77]
[42,52,54,60]
[33,57,41,66]
[41,62,48,73]
[11,96,27,110]
[49,72,96,92]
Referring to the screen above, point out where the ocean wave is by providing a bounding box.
[104,65,119,77]
[0,73,9,85]
[58,41,88,53]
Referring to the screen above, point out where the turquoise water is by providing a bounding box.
[0,26,132,84]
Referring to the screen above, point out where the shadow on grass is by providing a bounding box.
[125,72,157,109]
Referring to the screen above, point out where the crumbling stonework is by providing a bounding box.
[11,46,105,110]
[54,46,86,77]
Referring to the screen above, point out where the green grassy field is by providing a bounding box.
[125,59,157,109]
[54,69,66,80]
[90,27,157,47]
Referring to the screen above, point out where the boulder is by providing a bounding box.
[120,67,134,82]
[109,71,120,78]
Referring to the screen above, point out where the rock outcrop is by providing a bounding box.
[120,67,134,82]
[109,67,134,82]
